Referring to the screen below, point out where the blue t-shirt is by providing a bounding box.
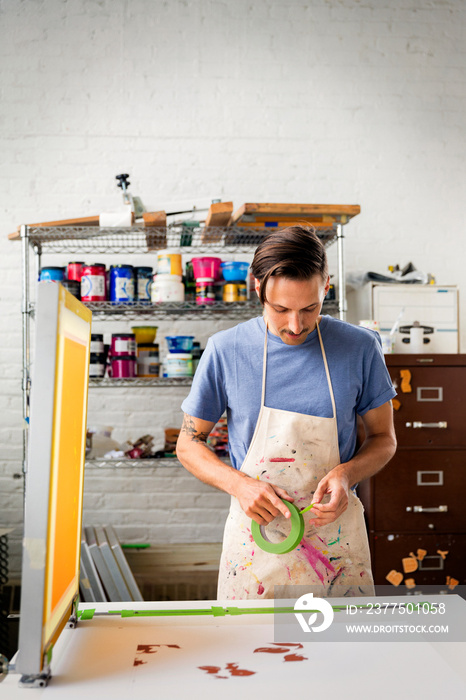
[181,315,396,470]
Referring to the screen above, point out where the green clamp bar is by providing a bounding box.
[211,606,227,617]
[79,602,415,621]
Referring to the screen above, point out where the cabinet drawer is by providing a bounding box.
[372,450,466,532]
[389,366,466,447]
[371,533,466,588]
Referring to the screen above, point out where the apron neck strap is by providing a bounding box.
[261,319,268,406]
[316,320,337,420]
[261,317,338,422]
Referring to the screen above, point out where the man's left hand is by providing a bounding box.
[310,466,350,526]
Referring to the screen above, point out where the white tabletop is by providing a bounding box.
[2,597,466,699]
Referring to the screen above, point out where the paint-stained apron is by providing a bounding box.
[217,320,375,600]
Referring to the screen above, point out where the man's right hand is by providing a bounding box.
[234,474,295,525]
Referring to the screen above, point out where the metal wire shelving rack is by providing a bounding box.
[19,222,348,471]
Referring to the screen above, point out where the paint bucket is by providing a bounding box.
[110,355,137,379]
[89,353,106,378]
[191,342,202,373]
[67,261,85,282]
[223,283,239,302]
[61,279,81,299]
[137,344,160,378]
[157,250,182,276]
[111,333,136,357]
[165,336,194,353]
[220,261,249,282]
[90,334,105,354]
[39,266,65,281]
[196,277,215,305]
[223,282,247,302]
[151,274,185,302]
[165,353,193,377]
[109,265,135,303]
[81,264,106,302]
[131,326,158,344]
[191,256,222,280]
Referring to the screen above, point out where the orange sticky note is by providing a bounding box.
[400,369,412,393]
[405,578,416,589]
[402,557,418,574]
[417,549,427,561]
[437,550,449,560]
[448,577,459,590]
[386,570,403,587]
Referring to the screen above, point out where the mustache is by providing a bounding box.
[281,329,308,336]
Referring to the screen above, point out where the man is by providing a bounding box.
[177,226,397,599]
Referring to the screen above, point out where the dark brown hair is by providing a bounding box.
[250,225,329,304]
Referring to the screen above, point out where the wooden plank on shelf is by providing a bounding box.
[229,218,337,229]
[200,201,233,242]
[229,203,361,226]
[8,215,101,240]
[143,210,167,250]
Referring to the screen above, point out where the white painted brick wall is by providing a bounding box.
[1,0,465,578]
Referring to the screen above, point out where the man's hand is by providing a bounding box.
[234,474,295,526]
[310,466,350,526]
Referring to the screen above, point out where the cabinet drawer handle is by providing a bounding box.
[417,470,444,486]
[406,505,448,513]
[405,421,447,429]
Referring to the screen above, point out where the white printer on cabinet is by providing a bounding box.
[347,283,459,354]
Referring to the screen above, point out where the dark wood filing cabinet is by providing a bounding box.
[359,354,466,592]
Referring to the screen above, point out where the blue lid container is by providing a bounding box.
[39,266,65,281]
[165,335,195,353]
[220,261,249,282]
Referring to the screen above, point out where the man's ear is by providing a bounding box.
[324,275,330,296]
[254,278,261,298]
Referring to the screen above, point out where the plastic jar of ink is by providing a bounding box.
[195,277,215,306]
[109,264,135,303]
[151,274,185,302]
[165,353,193,377]
[135,266,153,302]
[81,264,106,302]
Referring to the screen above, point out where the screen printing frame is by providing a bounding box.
[16,282,92,686]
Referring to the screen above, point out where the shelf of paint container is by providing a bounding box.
[21,225,339,254]
[85,298,339,320]
[85,457,182,469]
[84,299,266,321]
[28,298,339,321]
[89,377,193,388]
[85,457,231,469]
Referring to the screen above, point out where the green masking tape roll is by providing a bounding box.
[251,500,305,555]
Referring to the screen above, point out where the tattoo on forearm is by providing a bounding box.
[180,414,210,444]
